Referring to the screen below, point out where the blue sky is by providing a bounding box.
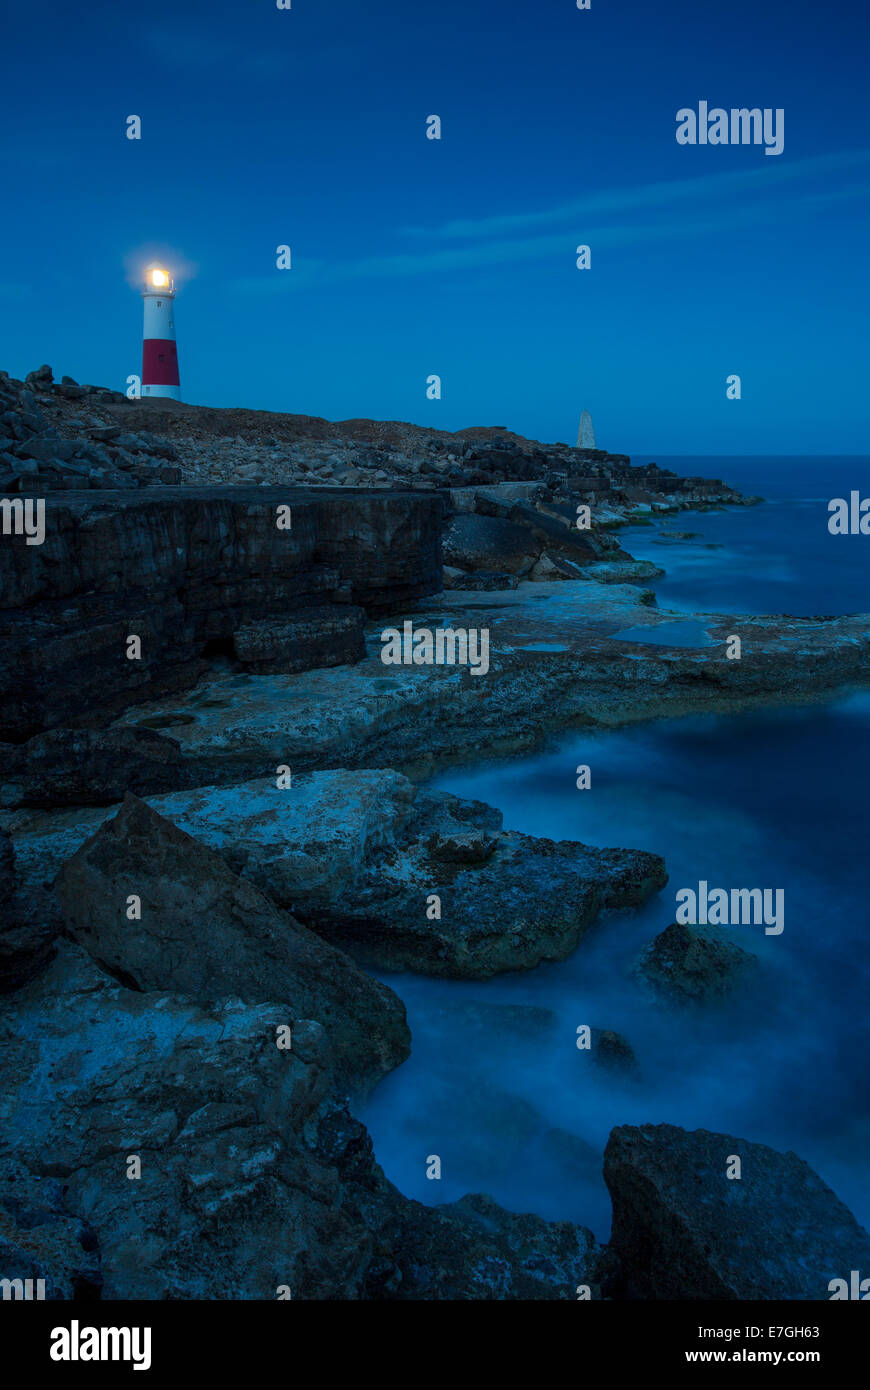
[2,0,869,453]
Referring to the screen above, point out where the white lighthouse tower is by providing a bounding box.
[141,264,181,400]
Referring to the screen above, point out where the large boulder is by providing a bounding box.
[24,774,665,980]
[443,513,538,575]
[312,787,667,977]
[53,794,410,1091]
[137,769,418,908]
[508,501,603,563]
[602,1124,870,1300]
[635,922,757,1004]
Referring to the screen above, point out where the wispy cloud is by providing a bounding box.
[399,150,870,242]
[228,152,870,295]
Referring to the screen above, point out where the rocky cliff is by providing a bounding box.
[0,486,443,741]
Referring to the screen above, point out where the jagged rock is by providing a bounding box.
[602,1124,870,1300]
[369,1192,600,1300]
[26,773,666,980]
[0,944,369,1298]
[24,365,53,389]
[236,462,265,482]
[151,776,662,976]
[0,726,185,808]
[307,786,667,977]
[54,794,410,1091]
[443,513,537,575]
[508,502,603,564]
[70,442,111,468]
[126,770,419,908]
[580,560,665,583]
[636,922,757,1004]
[530,551,586,581]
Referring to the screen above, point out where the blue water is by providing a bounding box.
[362,458,870,1241]
[622,456,870,617]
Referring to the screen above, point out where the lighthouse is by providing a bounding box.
[141,264,181,400]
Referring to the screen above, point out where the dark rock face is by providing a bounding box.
[444,513,541,575]
[508,500,602,563]
[364,1191,600,1300]
[0,1176,101,1300]
[441,486,640,587]
[602,1124,870,1300]
[233,605,367,674]
[0,727,184,808]
[0,487,443,740]
[0,893,60,994]
[636,921,758,1004]
[54,794,410,1092]
[0,827,60,992]
[0,827,13,902]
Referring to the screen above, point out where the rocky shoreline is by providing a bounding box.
[2,367,868,1300]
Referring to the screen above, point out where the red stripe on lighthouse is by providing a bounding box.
[143,339,180,387]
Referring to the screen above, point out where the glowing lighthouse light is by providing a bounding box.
[141,262,181,400]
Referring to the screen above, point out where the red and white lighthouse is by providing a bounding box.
[141,264,181,400]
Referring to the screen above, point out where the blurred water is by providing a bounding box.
[361,461,870,1239]
[621,455,870,617]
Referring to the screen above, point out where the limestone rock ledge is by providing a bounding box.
[0,944,600,1300]
[15,771,667,981]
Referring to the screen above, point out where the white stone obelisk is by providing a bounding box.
[577,410,596,449]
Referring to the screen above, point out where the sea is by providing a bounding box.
[361,457,870,1239]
